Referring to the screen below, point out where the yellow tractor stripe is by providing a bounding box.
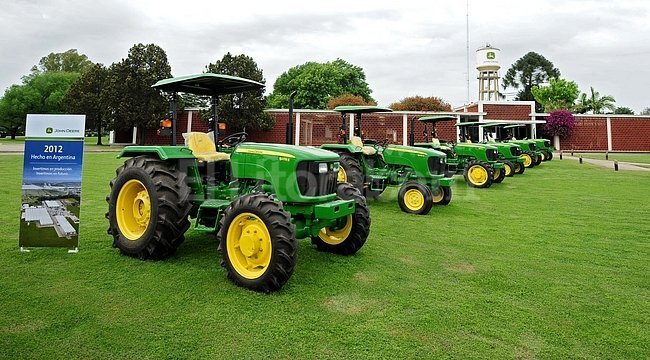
[235,148,296,158]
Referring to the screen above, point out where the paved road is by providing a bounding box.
[563,155,650,171]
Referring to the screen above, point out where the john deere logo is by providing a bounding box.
[487,52,496,59]
[46,127,53,134]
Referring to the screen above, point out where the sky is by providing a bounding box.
[1,0,649,112]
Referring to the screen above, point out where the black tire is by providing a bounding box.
[492,165,506,183]
[432,185,452,206]
[463,160,493,188]
[534,153,543,166]
[218,193,297,293]
[106,156,192,260]
[521,152,535,168]
[338,152,364,192]
[502,160,515,177]
[545,150,554,161]
[514,161,526,175]
[311,182,370,255]
[398,181,434,215]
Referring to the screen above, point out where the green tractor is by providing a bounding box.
[320,106,453,215]
[532,138,555,161]
[410,116,505,189]
[106,73,371,293]
[478,122,526,175]
[501,124,544,166]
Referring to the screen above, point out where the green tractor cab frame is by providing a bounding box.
[106,73,371,293]
[410,117,505,188]
[501,124,545,166]
[321,106,453,214]
[478,122,526,175]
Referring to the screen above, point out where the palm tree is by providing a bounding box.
[587,87,616,114]
[574,93,591,114]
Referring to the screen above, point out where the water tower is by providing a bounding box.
[476,44,501,101]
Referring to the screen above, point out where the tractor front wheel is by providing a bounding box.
[218,193,297,293]
[521,152,535,168]
[534,153,543,166]
[398,181,434,215]
[432,185,452,206]
[545,150,554,161]
[312,182,370,255]
[107,156,192,260]
[337,153,364,192]
[463,160,493,188]
[514,162,526,175]
[493,166,506,183]
[502,160,515,177]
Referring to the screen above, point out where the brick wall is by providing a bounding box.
[561,117,608,151]
[483,104,531,120]
[611,117,650,151]
[409,117,457,144]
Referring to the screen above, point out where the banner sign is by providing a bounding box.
[19,114,85,251]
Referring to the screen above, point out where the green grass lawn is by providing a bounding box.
[575,152,650,164]
[0,155,648,359]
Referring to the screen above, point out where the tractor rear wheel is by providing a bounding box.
[514,162,526,175]
[312,182,370,255]
[502,160,515,177]
[218,193,297,292]
[521,152,535,168]
[398,181,434,215]
[493,166,506,183]
[432,185,452,206]
[107,156,192,260]
[337,152,364,192]
[463,160,493,188]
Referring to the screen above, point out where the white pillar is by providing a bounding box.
[402,114,408,145]
[531,124,537,139]
[187,110,193,133]
[554,135,560,151]
[456,114,461,142]
[132,126,137,144]
[606,117,612,151]
[109,130,115,145]
[294,112,301,145]
[349,114,354,138]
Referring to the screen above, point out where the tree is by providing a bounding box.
[502,52,560,110]
[614,107,634,115]
[102,44,172,144]
[584,87,616,114]
[0,72,79,139]
[544,110,576,139]
[326,94,376,109]
[268,59,374,109]
[64,63,108,144]
[24,49,93,82]
[531,78,579,112]
[389,96,452,112]
[574,93,591,114]
[205,53,274,131]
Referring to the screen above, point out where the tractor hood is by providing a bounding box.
[455,143,499,151]
[234,143,339,162]
[385,144,446,158]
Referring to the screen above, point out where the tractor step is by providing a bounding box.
[194,199,231,232]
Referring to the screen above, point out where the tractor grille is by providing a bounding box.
[428,157,445,175]
[510,146,521,156]
[486,149,499,161]
[296,161,338,197]
[529,143,537,151]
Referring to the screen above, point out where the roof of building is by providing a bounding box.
[54,215,76,235]
[23,207,53,226]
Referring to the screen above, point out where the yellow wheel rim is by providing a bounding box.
[337,166,347,182]
[468,165,488,186]
[116,179,151,240]
[432,187,445,203]
[521,154,532,167]
[404,189,425,211]
[504,163,512,176]
[494,168,501,179]
[540,152,546,161]
[318,214,353,245]
[226,212,272,280]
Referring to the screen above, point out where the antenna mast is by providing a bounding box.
[466,0,470,104]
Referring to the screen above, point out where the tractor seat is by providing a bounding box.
[350,136,377,155]
[431,138,441,146]
[184,132,230,162]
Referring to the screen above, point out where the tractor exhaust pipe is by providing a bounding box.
[286,91,297,145]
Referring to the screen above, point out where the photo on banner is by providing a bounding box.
[19,114,85,251]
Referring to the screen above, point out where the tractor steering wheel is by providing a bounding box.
[378,138,389,148]
[218,132,248,148]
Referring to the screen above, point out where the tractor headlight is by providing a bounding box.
[318,163,328,174]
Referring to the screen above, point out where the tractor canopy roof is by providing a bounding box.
[417,115,457,123]
[455,121,481,127]
[478,122,509,127]
[152,73,264,96]
[503,124,527,129]
[333,106,392,114]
